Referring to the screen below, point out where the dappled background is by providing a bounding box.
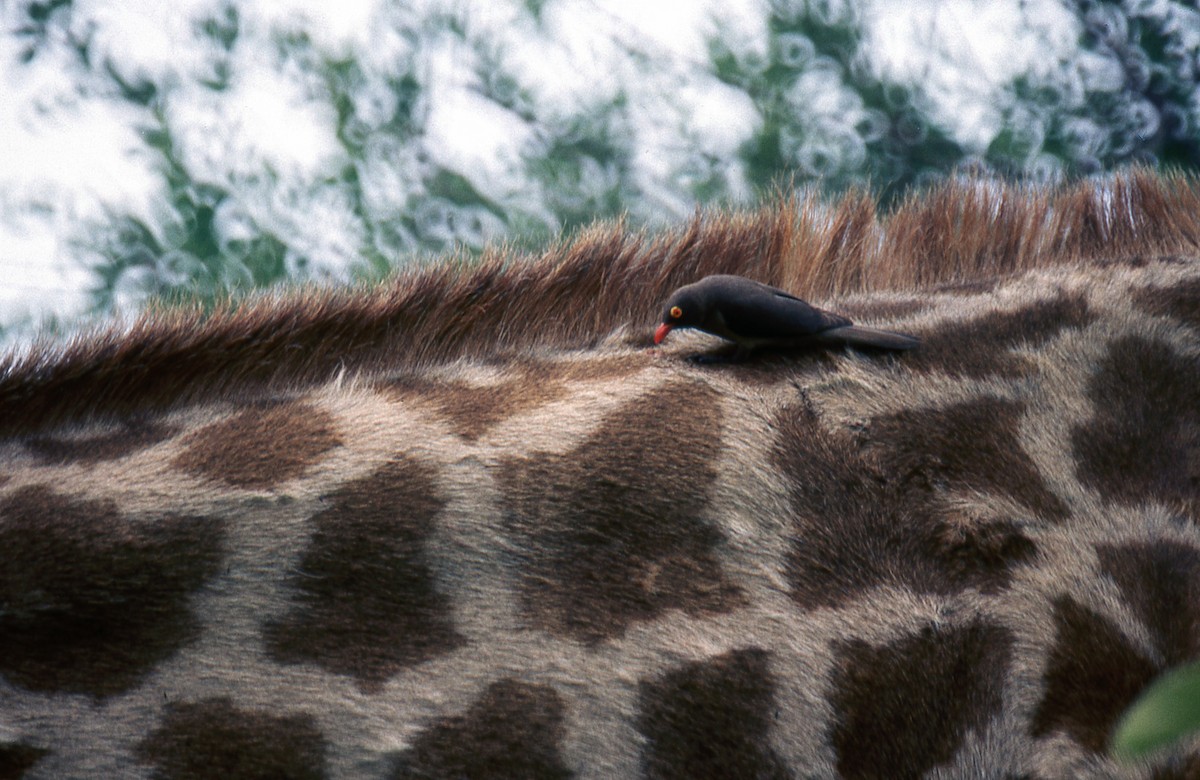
[2,0,1198,339]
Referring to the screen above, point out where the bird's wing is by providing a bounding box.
[766,285,806,303]
[717,289,852,340]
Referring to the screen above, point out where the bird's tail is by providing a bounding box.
[821,325,921,351]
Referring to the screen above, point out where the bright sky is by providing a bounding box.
[0,0,1080,336]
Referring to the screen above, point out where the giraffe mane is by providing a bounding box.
[1,167,1198,436]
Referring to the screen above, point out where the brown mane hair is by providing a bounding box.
[2,169,1198,436]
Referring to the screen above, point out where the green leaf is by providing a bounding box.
[1113,661,1200,761]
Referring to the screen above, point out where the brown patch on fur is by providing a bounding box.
[136,698,327,780]
[1134,277,1200,329]
[905,293,1094,379]
[515,352,652,383]
[390,679,570,779]
[265,458,462,692]
[833,297,931,321]
[1071,337,1200,518]
[871,397,1070,522]
[1097,541,1200,663]
[933,278,1002,295]
[498,379,743,644]
[0,744,48,779]
[387,354,649,440]
[636,648,789,780]
[173,401,341,488]
[1030,596,1159,753]
[669,347,843,390]
[0,485,223,697]
[931,515,1040,591]
[387,375,563,441]
[25,420,177,466]
[2,171,1196,436]
[775,402,1038,610]
[829,620,1013,779]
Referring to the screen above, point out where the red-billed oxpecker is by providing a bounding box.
[654,274,920,362]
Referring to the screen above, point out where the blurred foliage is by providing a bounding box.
[7,0,1200,314]
[715,3,968,204]
[1113,661,1200,762]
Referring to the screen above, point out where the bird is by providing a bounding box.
[653,274,920,361]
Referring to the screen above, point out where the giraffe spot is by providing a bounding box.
[829,620,1013,780]
[385,354,647,440]
[1133,277,1200,329]
[265,458,463,692]
[25,420,178,466]
[499,379,743,644]
[928,515,1039,590]
[173,401,341,488]
[390,679,570,780]
[1030,596,1159,753]
[136,697,327,780]
[1097,540,1200,663]
[775,403,1038,610]
[1096,254,1189,271]
[636,648,790,780]
[834,297,931,321]
[870,397,1070,523]
[0,485,223,697]
[675,348,840,388]
[386,375,564,440]
[905,293,1093,379]
[1071,336,1200,519]
[933,278,1002,295]
[0,743,48,778]
[520,353,650,384]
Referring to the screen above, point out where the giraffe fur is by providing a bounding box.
[1,171,1200,778]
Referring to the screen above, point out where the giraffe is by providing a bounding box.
[1,170,1200,779]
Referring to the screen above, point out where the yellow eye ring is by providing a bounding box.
[670,306,683,319]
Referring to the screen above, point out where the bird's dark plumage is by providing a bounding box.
[654,275,920,360]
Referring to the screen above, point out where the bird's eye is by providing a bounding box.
[670,306,683,319]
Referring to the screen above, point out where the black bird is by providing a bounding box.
[654,274,920,361]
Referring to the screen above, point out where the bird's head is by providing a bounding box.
[653,285,706,344]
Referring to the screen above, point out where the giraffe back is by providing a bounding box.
[3,173,1200,778]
